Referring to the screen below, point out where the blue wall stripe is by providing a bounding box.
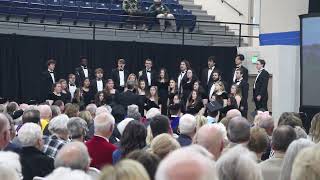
[259,31,300,46]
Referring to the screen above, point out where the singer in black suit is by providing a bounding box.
[91,68,105,96]
[177,60,190,96]
[138,58,157,87]
[200,56,218,92]
[232,54,248,83]
[75,57,92,86]
[111,59,129,92]
[235,69,249,117]
[116,80,144,112]
[253,59,270,111]
[41,59,57,101]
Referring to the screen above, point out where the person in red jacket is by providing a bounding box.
[85,112,117,169]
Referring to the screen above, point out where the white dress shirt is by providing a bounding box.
[119,70,125,87]
[235,78,242,86]
[233,66,241,83]
[254,68,264,89]
[146,69,151,86]
[69,84,77,99]
[207,66,214,84]
[48,69,55,83]
[209,83,216,100]
[178,71,186,89]
[82,66,89,78]
[97,80,103,92]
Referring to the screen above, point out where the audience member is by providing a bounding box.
[195,115,207,131]
[168,103,181,133]
[309,112,320,143]
[0,164,20,180]
[45,167,92,180]
[217,145,263,180]
[145,108,161,120]
[156,145,217,180]
[150,115,171,138]
[38,105,52,132]
[43,114,69,158]
[193,124,224,160]
[149,133,180,159]
[51,105,61,118]
[127,104,142,121]
[294,126,308,139]
[149,0,176,31]
[85,113,116,169]
[86,104,97,118]
[64,103,80,118]
[53,100,65,113]
[177,114,196,146]
[18,123,54,180]
[225,116,250,151]
[67,117,88,142]
[259,125,297,180]
[257,113,274,160]
[78,110,94,139]
[247,127,269,161]
[0,113,10,150]
[279,139,314,180]
[278,112,303,128]
[0,151,22,179]
[100,159,150,180]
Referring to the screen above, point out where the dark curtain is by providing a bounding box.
[309,0,320,13]
[0,34,237,103]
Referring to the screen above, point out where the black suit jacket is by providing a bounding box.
[138,69,157,87]
[177,72,188,94]
[20,147,54,180]
[200,67,218,86]
[75,66,93,86]
[111,68,129,90]
[116,90,143,112]
[253,69,269,99]
[238,80,249,110]
[232,65,249,83]
[41,70,57,100]
[90,79,106,96]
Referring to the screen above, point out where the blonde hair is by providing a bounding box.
[149,133,180,159]
[100,159,150,180]
[310,113,320,143]
[195,115,207,131]
[78,111,93,124]
[146,126,153,146]
[291,145,320,180]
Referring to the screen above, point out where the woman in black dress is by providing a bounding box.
[156,68,169,115]
[94,91,106,107]
[47,82,67,104]
[144,86,161,112]
[72,88,85,110]
[181,69,197,103]
[210,81,228,107]
[193,80,208,105]
[58,79,71,103]
[82,78,94,106]
[103,79,119,107]
[185,90,204,115]
[168,79,178,105]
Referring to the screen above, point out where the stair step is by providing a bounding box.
[194,14,214,21]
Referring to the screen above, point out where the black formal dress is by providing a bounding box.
[156,81,169,115]
[47,93,67,104]
[116,90,144,112]
[213,91,228,106]
[41,70,57,102]
[82,88,94,106]
[185,100,203,115]
[62,91,71,103]
[253,69,269,111]
[20,146,54,180]
[139,68,157,87]
[168,91,177,105]
[144,98,161,111]
[111,68,129,92]
[181,79,196,102]
[236,79,249,117]
[75,66,93,86]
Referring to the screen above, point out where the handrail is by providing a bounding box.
[221,0,243,16]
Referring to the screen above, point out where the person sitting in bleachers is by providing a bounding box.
[149,0,176,31]
[123,0,148,30]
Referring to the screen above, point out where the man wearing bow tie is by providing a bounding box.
[68,74,77,99]
[91,68,105,95]
[41,59,57,102]
[138,59,156,88]
[201,56,218,92]
[235,69,249,117]
[177,60,190,95]
[253,59,270,111]
[75,57,92,86]
[232,54,248,83]
[111,59,129,92]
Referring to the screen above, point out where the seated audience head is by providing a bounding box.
[309,112,320,143]
[78,110,93,125]
[294,126,308,139]
[53,100,65,113]
[64,103,79,118]
[0,104,5,113]
[279,139,314,180]
[193,124,224,160]
[226,109,242,119]
[257,113,274,136]
[94,112,115,138]
[45,167,92,180]
[100,159,150,180]
[179,114,196,137]
[6,102,18,115]
[291,145,320,180]
[38,104,52,119]
[127,105,141,121]
[22,109,40,124]
[96,106,110,116]
[150,115,171,138]
[227,116,251,144]
[127,150,160,180]
[271,125,297,153]
[146,108,161,119]
[0,113,11,150]
[67,117,88,142]
[51,105,61,118]
[278,112,303,128]
[18,123,43,150]
[54,141,90,171]
[117,118,134,136]
[195,115,207,131]
[48,114,70,140]
[156,145,217,180]
[216,145,263,180]
[86,104,97,118]
[0,151,22,179]
[149,133,180,159]
[247,127,269,160]
[120,121,147,156]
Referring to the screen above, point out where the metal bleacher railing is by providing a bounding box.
[0,0,259,46]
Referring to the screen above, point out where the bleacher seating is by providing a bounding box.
[0,0,196,30]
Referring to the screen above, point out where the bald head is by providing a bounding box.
[227,116,251,143]
[0,113,10,150]
[38,105,52,119]
[156,147,218,180]
[54,142,90,171]
[226,109,242,119]
[94,113,115,138]
[194,124,224,160]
